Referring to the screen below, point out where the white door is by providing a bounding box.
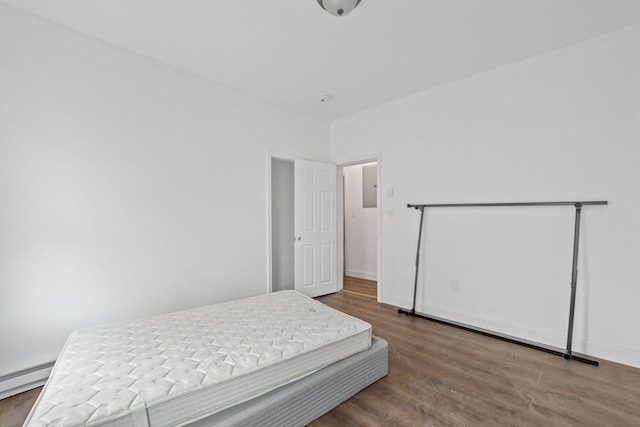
[294,159,337,297]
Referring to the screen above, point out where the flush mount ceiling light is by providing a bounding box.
[316,0,361,17]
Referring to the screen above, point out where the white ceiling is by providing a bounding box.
[5,0,640,123]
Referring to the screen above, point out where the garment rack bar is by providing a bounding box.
[399,200,607,366]
[408,201,607,208]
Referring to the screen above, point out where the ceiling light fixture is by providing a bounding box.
[316,0,361,17]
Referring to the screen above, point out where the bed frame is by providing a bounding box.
[188,336,388,427]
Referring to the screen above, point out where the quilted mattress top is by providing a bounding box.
[24,290,371,427]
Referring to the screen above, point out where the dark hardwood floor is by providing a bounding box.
[2,290,639,427]
[312,291,640,426]
[0,386,40,427]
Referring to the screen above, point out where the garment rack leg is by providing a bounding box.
[564,203,582,360]
[398,206,425,316]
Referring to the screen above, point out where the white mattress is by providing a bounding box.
[24,290,371,427]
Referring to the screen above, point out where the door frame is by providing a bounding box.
[267,151,382,301]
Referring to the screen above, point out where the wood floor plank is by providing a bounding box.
[342,276,377,299]
[0,387,41,427]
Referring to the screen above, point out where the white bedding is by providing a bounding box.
[24,290,371,427]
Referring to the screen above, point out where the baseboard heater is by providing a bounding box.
[0,361,54,400]
[398,200,608,366]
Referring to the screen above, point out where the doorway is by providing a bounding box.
[341,162,378,299]
[268,153,381,300]
[269,156,338,297]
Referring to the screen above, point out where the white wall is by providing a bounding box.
[344,163,377,280]
[331,25,640,367]
[0,5,329,375]
[271,159,294,291]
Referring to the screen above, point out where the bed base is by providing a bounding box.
[188,336,388,427]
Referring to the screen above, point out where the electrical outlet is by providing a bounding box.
[450,280,459,292]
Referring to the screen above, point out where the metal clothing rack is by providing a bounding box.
[398,200,607,365]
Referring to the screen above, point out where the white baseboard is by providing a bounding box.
[0,362,53,400]
[380,294,410,310]
[417,301,567,349]
[379,295,640,368]
[345,269,377,281]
